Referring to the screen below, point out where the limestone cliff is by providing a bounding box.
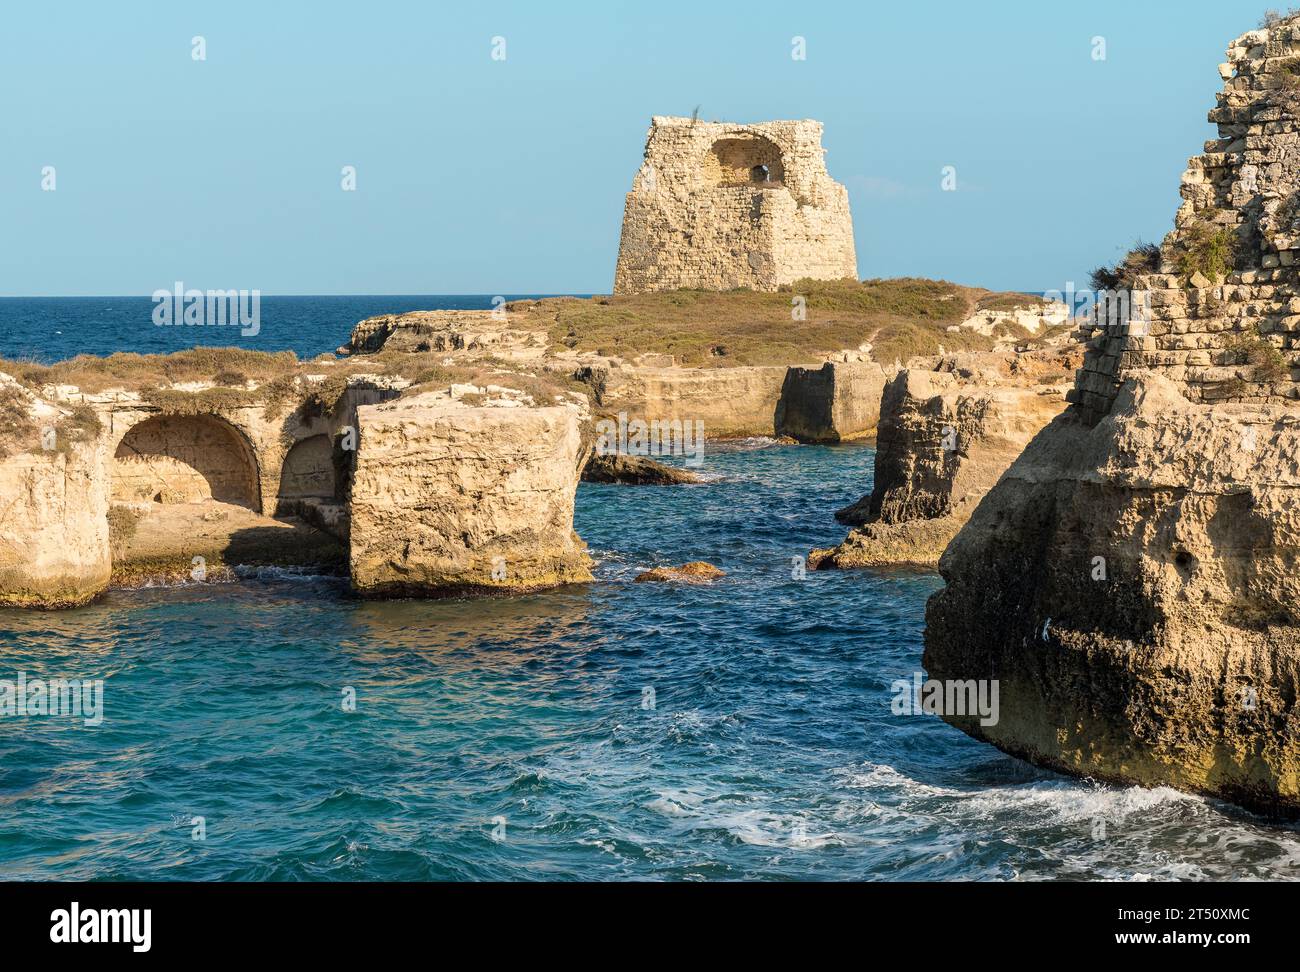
[774,359,887,444]
[0,350,592,608]
[343,283,1068,443]
[924,17,1300,815]
[927,375,1300,814]
[0,444,109,608]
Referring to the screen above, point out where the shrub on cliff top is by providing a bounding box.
[51,404,102,456]
[0,389,102,459]
[1262,8,1300,28]
[0,386,36,457]
[1225,324,1290,382]
[1090,241,1162,292]
[143,385,257,416]
[975,293,1053,313]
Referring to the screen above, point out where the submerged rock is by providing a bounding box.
[581,453,702,485]
[634,562,725,583]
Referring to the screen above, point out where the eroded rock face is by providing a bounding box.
[924,17,1300,815]
[0,444,109,608]
[596,364,791,439]
[925,377,1300,814]
[775,360,887,443]
[812,350,1076,569]
[349,393,593,597]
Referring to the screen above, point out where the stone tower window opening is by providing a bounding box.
[708,135,785,187]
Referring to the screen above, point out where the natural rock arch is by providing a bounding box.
[112,413,261,511]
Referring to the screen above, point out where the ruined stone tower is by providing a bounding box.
[1073,17,1300,423]
[613,117,857,294]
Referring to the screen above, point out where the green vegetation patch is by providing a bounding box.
[1091,241,1162,292]
[1225,323,1290,382]
[1172,216,1240,283]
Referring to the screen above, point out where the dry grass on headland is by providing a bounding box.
[538,277,1053,367]
[0,346,578,404]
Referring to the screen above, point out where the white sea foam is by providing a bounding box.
[841,761,964,799]
[958,779,1201,825]
[646,788,842,849]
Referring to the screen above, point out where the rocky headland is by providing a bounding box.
[924,17,1300,815]
[0,343,593,606]
[345,279,1069,443]
[0,279,1068,609]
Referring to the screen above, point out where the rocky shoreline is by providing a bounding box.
[0,278,1065,608]
[13,48,1285,820]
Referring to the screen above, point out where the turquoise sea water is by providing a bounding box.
[4,441,1300,881]
[2,298,1299,881]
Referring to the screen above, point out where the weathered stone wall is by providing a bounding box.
[614,117,857,294]
[1074,20,1300,424]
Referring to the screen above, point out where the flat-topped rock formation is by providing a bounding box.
[339,310,548,360]
[614,117,857,294]
[774,360,888,444]
[350,391,592,597]
[924,16,1300,816]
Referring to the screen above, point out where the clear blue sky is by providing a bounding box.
[0,0,1267,296]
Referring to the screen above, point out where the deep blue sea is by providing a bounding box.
[0,295,578,363]
[1,297,1298,881]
